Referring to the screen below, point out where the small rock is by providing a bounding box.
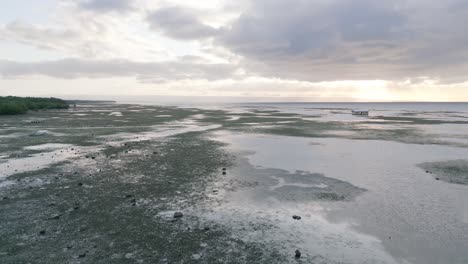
[295,249,301,258]
[292,215,301,220]
[77,183,83,186]
[174,212,183,218]
[91,157,96,159]
[48,214,61,220]
[78,253,86,258]
[66,245,73,250]
[125,194,133,198]
[74,206,80,210]
[435,177,440,180]
[39,230,46,235]
[222,172,227,175]
[222,168,227,171]
[2,197,8,200]
[204,226,210,231]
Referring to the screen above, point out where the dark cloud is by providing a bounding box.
[0,58,239,82]
[146,7,219,40]
[78,0,133,13]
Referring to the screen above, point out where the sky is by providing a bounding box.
[1,0,468,102]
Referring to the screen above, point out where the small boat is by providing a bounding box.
[351,110,369,116]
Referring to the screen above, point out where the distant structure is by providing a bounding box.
[351,110,369,116]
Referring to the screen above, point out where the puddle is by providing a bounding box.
[208,131,468,264]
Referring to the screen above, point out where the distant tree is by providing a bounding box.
[0,96,69,115]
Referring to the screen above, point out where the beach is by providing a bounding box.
[1,102,467,264]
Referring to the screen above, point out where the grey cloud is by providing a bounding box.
[146,7,219,40]
[78,0,133,13]
[216,0,468,82]
[0,59,239,82]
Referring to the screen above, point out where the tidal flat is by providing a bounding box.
[1,103,468,264]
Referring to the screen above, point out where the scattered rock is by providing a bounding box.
[125,194,133,198]
[435,177,440,180]
[2,197,8,200]
[66,245,73,250]
[77,182,83,186]
[292,215,301,220]
[78,253,86,258]
[295,249,301,258]
[74,206,80,210]
[39,230,46,236]
[222,168,227,171]
[204,226,210,231]
[91,157,96,159]
[222,172,227,175]
[174,212,183,218]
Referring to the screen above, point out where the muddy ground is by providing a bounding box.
[1,103,468,264]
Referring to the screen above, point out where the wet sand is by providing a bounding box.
[1,103,468,263]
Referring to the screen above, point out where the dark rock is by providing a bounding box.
[39,230,46,235]
[292,215,301,220]
[2,196,8,200]
[435,177,440,180]
[66,245,73,250]
[204,226,210,231]
[174,212,183,218]
[222,168,227,171]
[78,253,86,258]
[222,172,227,175]
[91,157,96,159]
[77,182,83,186]
[74,206,80,210]
[295,249,301,258]
[125,194,133,198]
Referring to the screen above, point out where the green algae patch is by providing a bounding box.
[419,160,468,185]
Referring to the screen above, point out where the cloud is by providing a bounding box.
[214,0,468,82]
[146,6,219,40]
[0,58,240,82]
[78,0,134,13]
